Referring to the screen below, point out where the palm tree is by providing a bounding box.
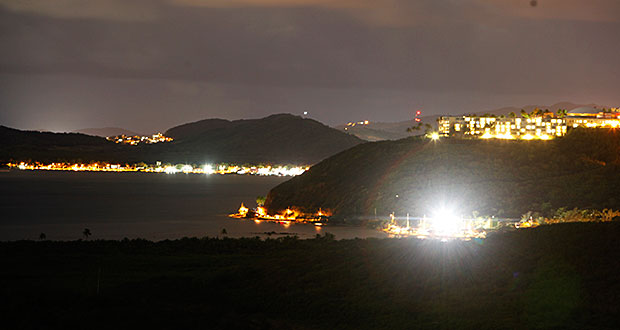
[423,123,433,134]
[520,109,529,119]
[406,122,423,133]
[483,122,496,130]
[83,228,92,239]
[509,112,517,118]
[531,108,543,117]
[556,109,567,118]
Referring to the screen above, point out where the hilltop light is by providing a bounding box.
[430,132,440,140]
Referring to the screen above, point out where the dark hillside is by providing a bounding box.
[1,114,363,164]
[1,222,620,329]
[75,127,142,137]
[266,128,620,220]
[0,126,134,163]
[152,114,364,164]
[165,118,233,140]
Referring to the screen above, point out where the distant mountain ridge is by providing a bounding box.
[0,125,133,163]
[158,114,364,164]
[75,127,143,137]
[1,114,364,164]
[470,101,605,117]
[338,102,607,141]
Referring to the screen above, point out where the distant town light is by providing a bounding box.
[181,165,193,173]
[430,132,440,140]
[164,166,178,174]
[9,162,309,177]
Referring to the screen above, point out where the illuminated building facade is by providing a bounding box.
[565,107,620,129]
[438,115,566,140]
[439,106,620,140]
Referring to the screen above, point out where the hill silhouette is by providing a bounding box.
[266,128,620,221]
[152,114,363,164]
[0,125,135,163]
[1,114,363,164]
[74,127,143,137]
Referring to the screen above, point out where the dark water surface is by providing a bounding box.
[0,170,386,241]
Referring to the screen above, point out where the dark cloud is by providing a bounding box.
[0,0,619,132]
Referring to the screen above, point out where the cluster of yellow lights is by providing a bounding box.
[579,121,620,128]
[344,120,370,130]
[8,162,309,177]
[106,133,173,146]
[479,132,552,140]
[231,204,328,227]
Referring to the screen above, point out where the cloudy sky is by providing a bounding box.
[1,0,619,133]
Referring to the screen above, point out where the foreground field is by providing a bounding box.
[2,223,620,329]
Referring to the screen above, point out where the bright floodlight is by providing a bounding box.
[203,164,214,174]
[432,209,461,235]
[430,132,440,140]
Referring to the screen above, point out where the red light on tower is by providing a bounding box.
[416,110,421,115]
[415,118,421,122]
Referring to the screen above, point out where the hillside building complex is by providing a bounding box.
[438,107,620,140]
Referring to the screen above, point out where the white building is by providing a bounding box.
[438,115,566,140]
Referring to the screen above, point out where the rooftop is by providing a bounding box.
[567,106,601,116]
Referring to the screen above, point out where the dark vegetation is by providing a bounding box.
[266,128,620,222]
[1,222,620,329]
[0,114,363,164]
[0,125,136,163]
[159,114,363,164]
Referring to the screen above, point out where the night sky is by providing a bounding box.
[1,0,619,133]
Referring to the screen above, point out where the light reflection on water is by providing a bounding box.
[0,170,386,241]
